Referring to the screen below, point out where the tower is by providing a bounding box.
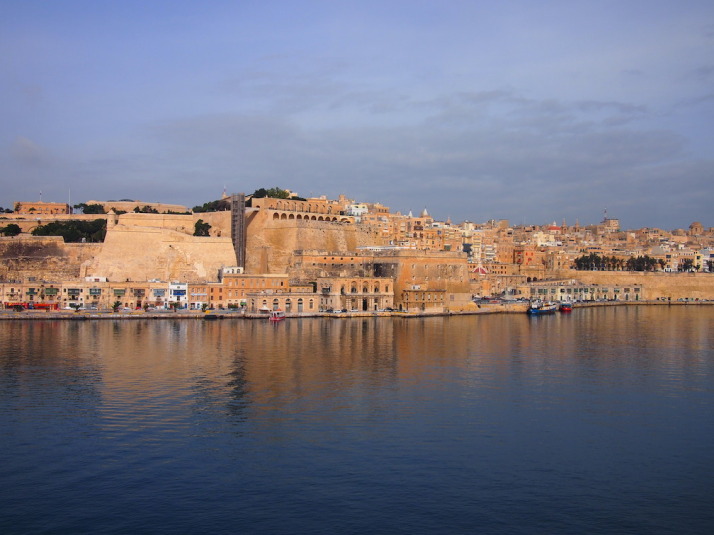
[230,193,246,268]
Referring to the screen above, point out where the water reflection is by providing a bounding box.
[1,307,713,534]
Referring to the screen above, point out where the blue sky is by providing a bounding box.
[2,0,713,230]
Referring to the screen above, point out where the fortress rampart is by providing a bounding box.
[245,209,379,274]
[556,269,714,300]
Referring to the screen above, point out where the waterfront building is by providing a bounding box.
[220,273,291,308]
[245,285,317,314]
[512,280,645,302]
[168,282,189,309]
[316,276,394,312]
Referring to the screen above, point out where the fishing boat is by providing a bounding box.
[526,299,558,315]
[559,302,573,313]
[269,309,286,321]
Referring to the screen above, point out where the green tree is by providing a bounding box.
[194,219,212,236]
[0,223,21,236]
[134,205,159,213]
[679,258,695,272]
[250,187,299,199]
[74,203,106,214]
[31,219,107,242]
[112,301,122,312]
[192,199,231,212]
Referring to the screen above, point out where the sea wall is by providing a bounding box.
[555,269,714,300]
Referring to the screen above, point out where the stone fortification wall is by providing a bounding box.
[555,269,714,300]
[114,213,195,234]
[85,225,236,282]
[245,210,380,274]
[0,236,101,282]
[86,200,189,213]
[113,212,232,238]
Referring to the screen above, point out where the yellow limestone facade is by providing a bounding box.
[85,213,236,282]
[244,208,381,274]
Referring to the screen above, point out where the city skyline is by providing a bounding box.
[3,1,713,230]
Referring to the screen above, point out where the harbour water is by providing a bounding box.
[1,306,713,534]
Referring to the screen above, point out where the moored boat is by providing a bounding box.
[559,302,573,313]
[527,300,558,315]
[269,309,286,321]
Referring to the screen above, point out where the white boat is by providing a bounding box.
[269,309,285,321]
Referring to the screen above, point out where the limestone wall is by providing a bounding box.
[555,269,714,300]
[245,210,380,274]
[114,213,196,234]
[85,225,236,282]
[193,211,232,237]
[0,236,101,282]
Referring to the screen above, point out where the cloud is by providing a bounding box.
[135,86,706,229]
[9,136,49,165]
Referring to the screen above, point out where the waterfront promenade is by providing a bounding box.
[1,299,711,321]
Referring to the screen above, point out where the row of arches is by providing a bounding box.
[271,212,349,223]
[271,200,335,214]
[253,198,338,214]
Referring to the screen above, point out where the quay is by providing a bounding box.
[0,300,712,321]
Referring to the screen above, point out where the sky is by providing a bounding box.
[2,0,713,230]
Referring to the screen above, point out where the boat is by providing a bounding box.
[559,302,573,313]
[526,300,558,315]
[203,313,222,320]
[269,309,285,321]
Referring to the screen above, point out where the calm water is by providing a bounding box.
[1,307,713,534]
